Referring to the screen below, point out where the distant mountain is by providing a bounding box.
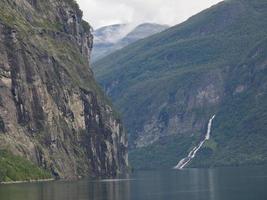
[94,0,267,169]
[92,23,169,62]
[117,23,170,47]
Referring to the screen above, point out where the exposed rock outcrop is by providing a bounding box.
[0,0,128,179]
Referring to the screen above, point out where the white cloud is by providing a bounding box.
[76,0,223,29]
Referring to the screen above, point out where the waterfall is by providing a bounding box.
[173,115,216,170]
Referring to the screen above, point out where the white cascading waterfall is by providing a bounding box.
[174,115,216,170]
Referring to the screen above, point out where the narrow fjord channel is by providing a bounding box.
[1,166,267,200]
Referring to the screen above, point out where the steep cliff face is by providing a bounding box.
[0,0,128,179]
[94,0,267,169]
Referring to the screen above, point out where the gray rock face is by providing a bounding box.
[133,70,224,148]
[0,0,128,179]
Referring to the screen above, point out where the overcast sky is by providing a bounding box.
[76,0,223,29]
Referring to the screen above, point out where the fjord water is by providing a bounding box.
[1,166,267,200]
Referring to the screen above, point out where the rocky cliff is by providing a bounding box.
[0,0,128,179]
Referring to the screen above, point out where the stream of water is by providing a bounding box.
[174,115,216,169]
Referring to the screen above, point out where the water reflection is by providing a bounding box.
[207,169,216,200]
[0,166,267,200]
[90,178,131,200]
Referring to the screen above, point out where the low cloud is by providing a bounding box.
[76,0,223,29]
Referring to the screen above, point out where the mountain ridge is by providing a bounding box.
[93,0,267,169]
[92,23,169,62]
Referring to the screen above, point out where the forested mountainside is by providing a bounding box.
[0,0,128,182]
[93,0,267,169]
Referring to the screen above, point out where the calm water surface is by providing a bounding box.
[1,166,267,200]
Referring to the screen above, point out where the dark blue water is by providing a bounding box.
[1,166,267,200]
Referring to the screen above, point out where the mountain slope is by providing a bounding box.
[91,24,129,61]
[92,23,169,62]
[115,23,170,49]
[93,0,267,169]
[0,0,128,181]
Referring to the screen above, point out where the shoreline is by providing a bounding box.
[0,178,55,185]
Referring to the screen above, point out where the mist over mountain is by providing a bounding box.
[92,23,169,62]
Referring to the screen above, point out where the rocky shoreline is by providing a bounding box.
[0,178,55,185]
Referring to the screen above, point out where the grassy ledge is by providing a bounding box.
[0,150,52,183]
